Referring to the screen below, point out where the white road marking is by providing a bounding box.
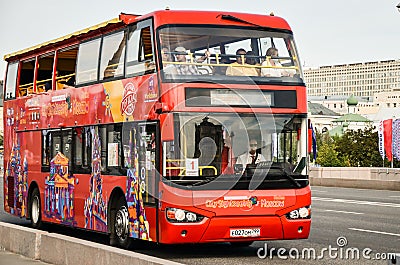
[324,209,364,215]
[311,190,327,193]
[349,228,400,237]
[312,197,400,208]
[389,196,400,198]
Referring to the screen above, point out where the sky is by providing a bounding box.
[1,0,400,77]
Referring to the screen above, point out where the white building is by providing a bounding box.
[308,102,340,133]
[304,60,400,98]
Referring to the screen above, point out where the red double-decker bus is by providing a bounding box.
[3,10,311,248]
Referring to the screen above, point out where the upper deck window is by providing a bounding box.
[76,38,101,85]
[5,62,18,100]
[126,19,155,76]
[100,31,126,80]
[36,53,55,92]
[157,26,303,84]
[18,58,36,96]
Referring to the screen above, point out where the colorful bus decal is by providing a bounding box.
[44,152,76,225]
[5,137,28,217]
[84,127,108,232]
[126,127,151,241]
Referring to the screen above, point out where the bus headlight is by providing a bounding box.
[286,206,311,220]
[166,208,205,223]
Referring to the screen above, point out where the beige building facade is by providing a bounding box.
[304,60,400,98]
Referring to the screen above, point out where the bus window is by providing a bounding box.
[126,20,155,76]
[5,61,18,100]
[98,126,107,172]
[76,38,101,85]
[74,128,83,167]
[95,124,124,175]
[100,31,126,80]
[165,113,306,179]
[42,129,73,170]
[83,127,92,168]
[158,26,303,82]
[51,132,62,159]
[62,130,73,162]
[18,58,36,96]
[42,130,51,167]
[36,53,54,92]
[56,46,78,90]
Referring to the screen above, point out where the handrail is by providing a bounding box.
[55,73,75,81]
[163,60,298,70]
[165,165,218,176]
[18,73,76,88]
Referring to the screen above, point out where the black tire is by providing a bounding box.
[30,188,42,229]
[230,241,254,247]
[110,198,132,249]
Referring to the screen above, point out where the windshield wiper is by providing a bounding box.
[191,177,218,186]
[219,14,263,28]
[270,165,302,188]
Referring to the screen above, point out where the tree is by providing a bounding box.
[334,126,399,167]
[316,141,343,167]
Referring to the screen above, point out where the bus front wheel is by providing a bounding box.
[30,188,42,229]
[110,199,132,249]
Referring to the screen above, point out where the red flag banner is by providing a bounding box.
[383,119,393,162]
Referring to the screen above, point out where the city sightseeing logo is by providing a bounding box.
[257,236,397,260]
[121,82,138,116]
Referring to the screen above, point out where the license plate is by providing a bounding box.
[229,228,261,238]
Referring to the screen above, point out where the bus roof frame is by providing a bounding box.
[4,10,291,61]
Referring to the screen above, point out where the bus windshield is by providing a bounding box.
[158,26,303,83]
[164,113,308,187]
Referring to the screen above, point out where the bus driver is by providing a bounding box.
[236,139,266,168]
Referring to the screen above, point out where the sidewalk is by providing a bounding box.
[0,249,51,265]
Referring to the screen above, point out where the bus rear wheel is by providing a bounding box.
[110,199,132,249]
[30,188,42,229]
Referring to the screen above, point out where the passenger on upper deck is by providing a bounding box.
[161,47,178,75]
[173,46,210,75]
[225,48,258,76]
[245,51,261,76]
[261,47,295,77]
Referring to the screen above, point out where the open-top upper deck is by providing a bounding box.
[4,10,291,62]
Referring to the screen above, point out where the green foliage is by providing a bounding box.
[316,126,400,168]
[316,142,342,167]
[335,126,383,167]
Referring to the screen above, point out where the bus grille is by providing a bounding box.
[7,176,14,208]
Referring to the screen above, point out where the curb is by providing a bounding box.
[0,222,183,265]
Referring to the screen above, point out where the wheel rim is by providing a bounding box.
[115,206,129,240]
[32,196,40,224]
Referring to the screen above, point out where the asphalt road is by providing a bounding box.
[1,172,399,265]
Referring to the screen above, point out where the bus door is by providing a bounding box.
[42,129,77,226]
[126,121,159,241]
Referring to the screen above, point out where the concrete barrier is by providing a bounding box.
[310,167,400,190]
[0,221,183,265]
